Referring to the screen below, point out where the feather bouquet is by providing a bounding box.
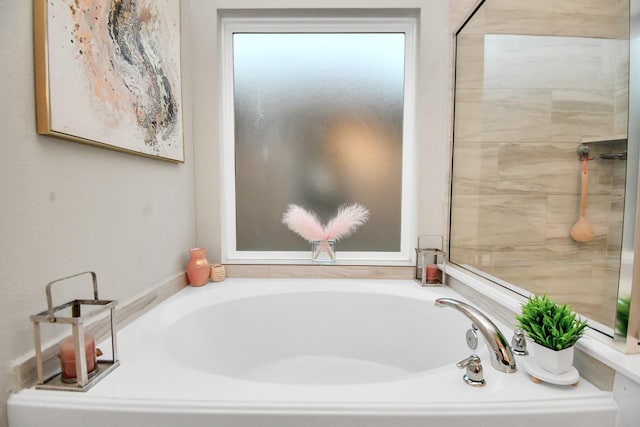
[282,203,370,260]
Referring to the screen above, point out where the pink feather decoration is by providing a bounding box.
[282,205,326,242]
[323,203,370,241]
[282,203,370,242]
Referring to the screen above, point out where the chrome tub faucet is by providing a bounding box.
[435,298,517,373]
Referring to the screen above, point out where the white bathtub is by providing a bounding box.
[9,278,617,427]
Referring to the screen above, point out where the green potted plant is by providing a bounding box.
[516,294,588,374]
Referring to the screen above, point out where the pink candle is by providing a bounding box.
[59,333,97,381]
[426,264,438,283]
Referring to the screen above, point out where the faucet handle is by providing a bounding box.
[457,354,485,387]
[511,328,528,355]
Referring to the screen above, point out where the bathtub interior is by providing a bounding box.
[159,290,478,385]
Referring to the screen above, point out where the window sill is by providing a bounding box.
[223,250,415,266]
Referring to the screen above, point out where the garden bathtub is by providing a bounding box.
[8,278,617,426]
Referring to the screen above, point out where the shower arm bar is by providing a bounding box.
[577,140,627,161]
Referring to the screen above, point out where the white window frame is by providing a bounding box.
[220,12,417,265]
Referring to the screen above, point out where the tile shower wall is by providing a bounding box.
[449,0,629,326]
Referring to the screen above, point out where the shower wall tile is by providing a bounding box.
[450,0,481,32]
[614,40,631,83]
[496,143,578,195]
[490,244,571,266]
[476,195,548,246]
[547,195,580,230]
[551,90,615,142]
[545,222,576,241]
[546,238,609,266]
[491,261,609,312]
[580,194,620,233]
[553,0,629,39]
[461,0,554,36]
[454,88,552,143]
[455,0,627,39]
[594,159,615,192]
[482,36,619,91]
[454,35,485,89]
[551,39,620,91]
[492,259,593,287]
[615,87,630,136]
[449,195,482,245]
[481,35,564,89]
[451,142,498,195]
[447,246,478,268]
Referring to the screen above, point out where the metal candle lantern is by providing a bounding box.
[415,235,447,286]
[30,271,119,391]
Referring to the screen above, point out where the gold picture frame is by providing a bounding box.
[33,0,184,162]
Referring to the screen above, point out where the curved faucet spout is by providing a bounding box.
[435,298,517,373]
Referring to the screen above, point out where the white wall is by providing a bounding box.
[0,2,196,427]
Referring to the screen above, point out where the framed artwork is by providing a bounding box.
[33,0,184,162]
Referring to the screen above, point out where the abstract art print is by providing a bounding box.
[34,0,184,162]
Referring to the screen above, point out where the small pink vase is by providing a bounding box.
[186,248,210,286]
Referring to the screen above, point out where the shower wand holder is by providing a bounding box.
[30,271,119,391]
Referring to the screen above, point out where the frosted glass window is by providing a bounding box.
[233,33,406,252]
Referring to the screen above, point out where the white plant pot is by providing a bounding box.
[531,341,574,374]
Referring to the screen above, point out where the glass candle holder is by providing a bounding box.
[311,240,336,263]
[415,235,446,285]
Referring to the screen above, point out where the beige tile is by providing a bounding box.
[457,0,627,40]
[450,195,483,246]
[451,142,498,195]
[547,194,581,224]
[454,35,485,89]
[477,195,548,246]
[614,87,629,136]
[455,88,552,143]
[450,0,482,32]
[461,0,555,36]
[551,90,615,142]
[482,36,619,91]
[553,0,629,39]
[225,264,414,280]
[496,143,577,195]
